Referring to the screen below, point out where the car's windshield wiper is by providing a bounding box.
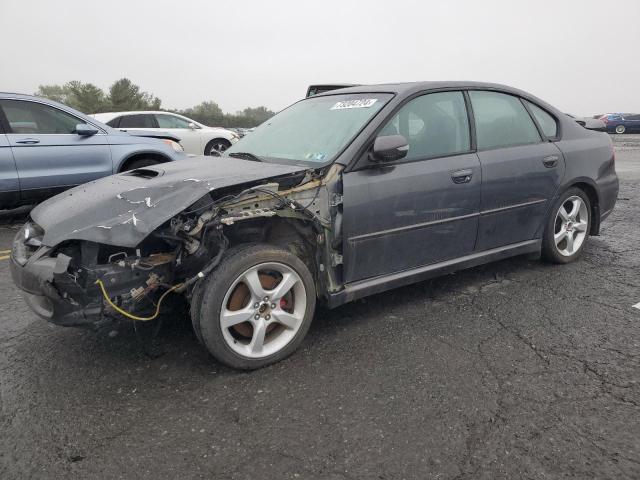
[228,152,264,162]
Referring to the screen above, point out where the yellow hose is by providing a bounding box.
[95,278,183,321]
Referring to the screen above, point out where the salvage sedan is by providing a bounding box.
[10,82,618,369]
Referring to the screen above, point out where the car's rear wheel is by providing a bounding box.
[121,158,161,171]
[615,124,626,134]
[542,188,591,264]
[204,139,232,156]
[195,244,316,370]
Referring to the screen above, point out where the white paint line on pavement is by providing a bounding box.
[633,302,640,310]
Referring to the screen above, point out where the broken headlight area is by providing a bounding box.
[32,205,231,324]
[38,242,174,321]
[13,221,44,266]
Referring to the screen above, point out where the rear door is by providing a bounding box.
[342,91,481,282]
[469,90,565,251]
[1,99,112,202]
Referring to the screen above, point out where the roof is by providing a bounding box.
[312,81,560,115]
[314,81,530,97]
[93,110,169,117]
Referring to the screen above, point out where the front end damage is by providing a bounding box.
[10,160,345,328]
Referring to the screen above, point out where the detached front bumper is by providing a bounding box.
[10,253,104,327]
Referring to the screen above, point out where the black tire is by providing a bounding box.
[204,139,232,156]
[542,187,591,264]
[189,281,206,345]
[190,244,260,345]
[121,158,161,172]
[194,243,316,370]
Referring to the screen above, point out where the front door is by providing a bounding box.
[154,113,202,154]
[468,91,565,251]
[0,99,112,202]
[0,132,20,207]
[342,91,481,283]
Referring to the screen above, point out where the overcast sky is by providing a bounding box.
[1,0,639,116]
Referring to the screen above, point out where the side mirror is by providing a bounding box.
[75,124,99,136]
[370,135,409,163]
[188,122,199,130]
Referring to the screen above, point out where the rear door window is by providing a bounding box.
[155,114,192,129]
[378,91,471,160]
[525,101,558,139]
[119,114,156,128]
[469,91,541,150]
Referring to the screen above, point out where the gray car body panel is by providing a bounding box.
[0,133,19,200]
[31,156,307,248]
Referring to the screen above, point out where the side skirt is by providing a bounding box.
[325,239,541,308]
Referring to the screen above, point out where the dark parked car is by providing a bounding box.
[0,93,187,208]
[598,113,640,134]
[11,82,618,369]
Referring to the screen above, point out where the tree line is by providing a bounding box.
[35,78,275,128]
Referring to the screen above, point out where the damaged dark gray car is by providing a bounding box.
[10,82,618,369]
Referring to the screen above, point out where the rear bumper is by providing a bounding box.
[10,253,103,327]
[599,172,619,224]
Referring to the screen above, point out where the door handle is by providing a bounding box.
[15,138,40,144]
[542,155,559,168]
[451,169,473,184]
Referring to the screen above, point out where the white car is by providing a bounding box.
[91,111,239,156]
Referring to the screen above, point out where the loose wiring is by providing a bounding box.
[95,278,183,322]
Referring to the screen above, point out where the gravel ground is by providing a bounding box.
[0,135,639,479]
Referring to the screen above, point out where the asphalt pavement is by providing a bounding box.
[1,135,639,479]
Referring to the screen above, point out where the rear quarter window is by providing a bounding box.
[525,101,558,139]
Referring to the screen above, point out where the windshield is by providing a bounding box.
[225,93,392,165]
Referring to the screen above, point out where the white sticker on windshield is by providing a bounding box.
[331,99,378,110]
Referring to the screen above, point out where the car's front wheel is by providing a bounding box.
[204,138,232,156]
[542,188,591,264]
[615,124,626,134]
[194,244,316,370]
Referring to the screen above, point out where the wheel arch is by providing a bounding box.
[224,217,321,292]
[564,179,601,235]
[117,151,172,172]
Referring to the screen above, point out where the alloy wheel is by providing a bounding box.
[553,195,589,256]
[219,262,307,359]
[208,142,229,156]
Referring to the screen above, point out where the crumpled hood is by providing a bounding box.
[32,156,307,248]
